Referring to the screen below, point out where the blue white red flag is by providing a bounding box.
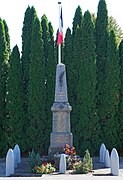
[57,7,63,45]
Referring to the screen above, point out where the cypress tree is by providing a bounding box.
[41,15,56,151]
[41,14,49,70]
[63,28,78,145]
[3,21,11,148]
[71,26,82,149]
[3,20,11,55]
[95,0,108,121]
[28,13,46,154]
[102,30,120,149]
[21,6,36,115]
[77,11,99,155]
[63,28,73,103]
[41,15,50,128]
[72,5,83,37]
[0,18,9,156]
[6,45,25,150]
[117,40,123,151]
[45,22,56,148]
[70,6,83,149]
[63,28,72,65]
[21,7,36,150]
[108,16,123,45]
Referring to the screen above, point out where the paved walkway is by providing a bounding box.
[0,174,123,180]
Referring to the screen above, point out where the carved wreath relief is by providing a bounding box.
[59,71,65,92]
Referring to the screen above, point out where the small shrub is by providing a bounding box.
[28,149,41,171]
[83,149,93,172]
[72,150,93,174]
[28,150,56,174]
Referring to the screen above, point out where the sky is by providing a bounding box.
[0,0,123,52]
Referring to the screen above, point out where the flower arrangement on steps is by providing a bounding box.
[64,144,93,173]
[28,145,93,174]
[32,162,56,174]
[72,149,93,174]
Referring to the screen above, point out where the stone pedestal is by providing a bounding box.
[49,63,73,156]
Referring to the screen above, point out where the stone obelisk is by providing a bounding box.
[49,63,73,155]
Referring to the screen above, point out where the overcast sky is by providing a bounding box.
[0,0,123,51]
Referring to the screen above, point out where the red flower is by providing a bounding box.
[43,162,47,166]
[44,169,46,173]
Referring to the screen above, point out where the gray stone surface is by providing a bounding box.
[6,149,14,176]
[111,148,119,176]
[49,64,73,154]
[100,143,106,163]
[13,146,18,168]
[59,154,66,174]
[54,64,68,102]
[104,149,110,168]
[50,132,73,148]
[15,144,21,164]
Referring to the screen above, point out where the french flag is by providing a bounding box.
[57,7,63,45]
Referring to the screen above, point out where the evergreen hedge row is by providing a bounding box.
[0,0,123,157]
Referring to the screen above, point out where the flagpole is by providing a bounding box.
[58,45,61,64]
[58,2,61,64]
